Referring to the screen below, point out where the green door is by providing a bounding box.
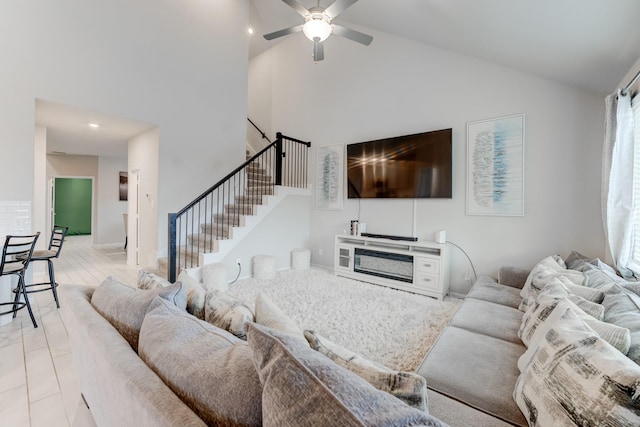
[54,178,92,235]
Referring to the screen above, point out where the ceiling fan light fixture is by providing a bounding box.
[303,16,332,42]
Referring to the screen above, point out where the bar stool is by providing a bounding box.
[16,226,68,309]
[0,232,40,328]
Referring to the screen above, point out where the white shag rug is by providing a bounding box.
[227,268,461,372]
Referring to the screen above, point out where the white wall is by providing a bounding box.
[33,126,47,250]
[96,156,128,245]
[0,0,249,260]
[128,128,159,268]
[221,195,311,280]
[249,29,606,294]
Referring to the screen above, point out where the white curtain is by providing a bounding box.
[604,89,636,278]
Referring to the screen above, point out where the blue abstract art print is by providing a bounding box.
[466,114,525,216]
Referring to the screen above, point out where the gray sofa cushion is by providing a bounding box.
[139,297,262,426]
[60,285,206,427]
[466,276,522,308]
[449,298,523,344]
[497,267,530,289]
[245,322,446,427]
[514,303,640,426]
[91,276,187,351]
[418,326,527,427]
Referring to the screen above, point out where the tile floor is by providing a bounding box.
[0,235,139,427]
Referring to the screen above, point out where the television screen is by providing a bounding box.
[346,128,452,199]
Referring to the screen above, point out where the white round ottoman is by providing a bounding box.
[202,262,229,292]
[291,248,311,270]
[253,255,276,279]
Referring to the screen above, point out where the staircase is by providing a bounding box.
[166,133,311,282]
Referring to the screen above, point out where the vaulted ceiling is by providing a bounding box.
[250,0,640,96]
[43,1,640,157]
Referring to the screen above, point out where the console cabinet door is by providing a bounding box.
[335,245,353,272]
[414,256,441,293]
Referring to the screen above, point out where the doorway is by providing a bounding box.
[53,177,93,235]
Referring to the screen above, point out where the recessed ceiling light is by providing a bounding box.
[88,122,100,129]
[248,27,254,35]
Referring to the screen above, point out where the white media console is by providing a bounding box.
[334,234,450,300]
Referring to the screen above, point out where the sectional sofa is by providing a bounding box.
[60,276,446,427]
[60,252,640,426]
[420,252,640,426]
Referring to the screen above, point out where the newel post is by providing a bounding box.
[275,132,283,186]
[168,213,177,283]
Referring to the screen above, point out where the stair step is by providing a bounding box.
[247,178,273,187]
[200,223,232,238]
[247,180,274,188]
[162,248,201,271]
[213,213,245,226]
[246,171,271,181]
[245,186,275,196]
[235,194,265,205]
[225,204,255,215]
[186,235,221,252]
[246,164,265,173]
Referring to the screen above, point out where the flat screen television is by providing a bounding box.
[346,128,452,199]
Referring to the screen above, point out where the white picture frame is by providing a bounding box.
[466,114,525,216]
[315,144,344,210]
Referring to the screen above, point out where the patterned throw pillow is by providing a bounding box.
[518,295,630,372]
[304,330,428,411]
[514,305,640,426]
[137,270,172,290]
[254,292,307,343]
[177,271,206,319]
[518,255,586,311]
[91,276,187,351]
[519,263,590,312]
[205,290,254,339]
[245,322,446,427]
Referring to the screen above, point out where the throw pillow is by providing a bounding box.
[304,330,428,411]
[205,290,254,340]
[137,269,172,290]
[139,297,262,426]
[201,262,229,292]
[514,304,640,426]
[518,295,630,372]
[177,270,206,319]
[245,322,446,427]
[519,264,590,312]
[90,276,186,351]
[529,277,605,320]
[254,292,307,343]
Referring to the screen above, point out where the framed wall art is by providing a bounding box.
[315,145,344,210]
[119,171,128,201]
[466,114,525,216]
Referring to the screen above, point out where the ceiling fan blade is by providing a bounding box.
[313,40,325,62]
[332,24,373,46]
[281,0,309,18]
[324,0,359,19]
[263,24,304,41]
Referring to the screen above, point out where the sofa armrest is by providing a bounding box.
[498,267,530,289]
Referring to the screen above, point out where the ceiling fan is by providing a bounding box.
[263,0,373,62]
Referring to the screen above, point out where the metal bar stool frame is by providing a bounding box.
[15,225,68,309]
[0,232,40,328]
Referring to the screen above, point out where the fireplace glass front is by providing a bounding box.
[353,248,413,283]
